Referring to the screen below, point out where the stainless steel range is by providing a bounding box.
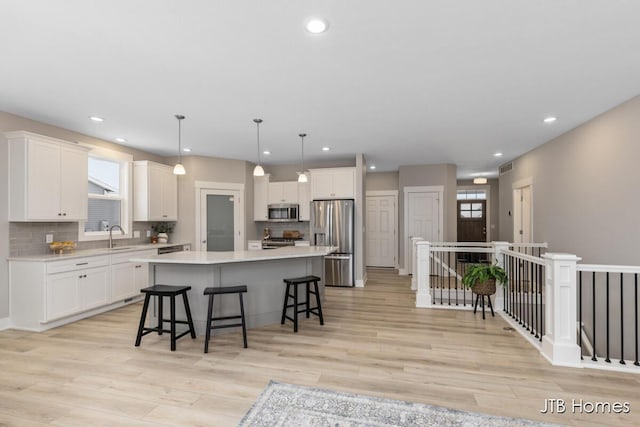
[262,237,302,249]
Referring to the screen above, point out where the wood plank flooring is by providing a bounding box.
[1,268,639,426]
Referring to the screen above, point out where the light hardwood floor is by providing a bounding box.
[1,268,639,426]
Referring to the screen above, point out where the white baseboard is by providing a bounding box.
[0,317,12,330]
[355,273,367,287]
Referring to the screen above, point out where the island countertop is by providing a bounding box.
[129,245,338,265]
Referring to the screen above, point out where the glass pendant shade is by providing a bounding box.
[173,163,186,175]
[173,114,186,175]
[298,133,307,182]
[253,164,265,176]
[298,172,308,183]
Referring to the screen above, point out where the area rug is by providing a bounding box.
[238,381,560,426]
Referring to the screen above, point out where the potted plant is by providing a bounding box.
[461,263,508,318]
[151,222,175,244]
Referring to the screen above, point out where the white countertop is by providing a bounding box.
[129,246,338,265]
[7,242,189,262]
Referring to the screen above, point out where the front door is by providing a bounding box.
[457,200,486,242]
[366,194,396,267]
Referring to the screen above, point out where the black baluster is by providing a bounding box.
[530,261,534,335]
[447,251,451,306]
[579,272,583,360]
[606,272,611,363]
[634,273,639,366]
[592,272,597,361]
[620,272,625,365]
[539,263,543,341]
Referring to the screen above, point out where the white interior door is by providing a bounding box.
[404,189,442,274]
[366,194,397,267]
[199,188,242,251]
[513,185,532,243]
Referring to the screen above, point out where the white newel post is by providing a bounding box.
[415,241,432,307]
[541,253,582,367]
[492,241,509,312]
[410,237,424,291]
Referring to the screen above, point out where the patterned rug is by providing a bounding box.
[238,381,561,427]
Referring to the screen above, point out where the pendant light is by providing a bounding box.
[298,133,308,183]
[253,118,265,176]
[173,114,186,175]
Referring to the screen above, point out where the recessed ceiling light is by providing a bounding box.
[89,116,104,122]
[306,18,329,34]
[494,152,503,157]
[543,116,557,123]
[321,146,330,152]
[263,150,270,155]
[182,148,191,152]
[115,137,127,143]
[369,165,376,170]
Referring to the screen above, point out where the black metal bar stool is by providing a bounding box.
[281,275,324,333]
[135,285,196,351]
[203,285,248,353]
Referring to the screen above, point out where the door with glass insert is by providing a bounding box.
[199,189,242,251]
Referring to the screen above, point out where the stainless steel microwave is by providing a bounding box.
[267,203,299,222]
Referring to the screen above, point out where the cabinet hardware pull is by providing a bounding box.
[58,213,62,216]
[76,262,89,266]
[62,213,67,216]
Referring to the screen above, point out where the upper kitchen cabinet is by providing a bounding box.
[253,175,270,221]
[268,181,299,204]
[133,160,178,221]
[309,167,356,200]
[6,131,89,222]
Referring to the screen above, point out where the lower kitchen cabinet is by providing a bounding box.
[111,250,155,302]
[9,249,154,331]
[46,265,109,321]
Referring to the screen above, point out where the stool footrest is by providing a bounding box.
[211,314,243,321]
[210,322,244,330]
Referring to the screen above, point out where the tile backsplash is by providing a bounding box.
[9,222,156,256]
[255,221,310,240]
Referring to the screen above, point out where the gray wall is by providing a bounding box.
[366,171,399,191]
[499,95,640,264]
[265,158,355,182]
[167,155,257,249]
[398,163,457,268]
[456,178,500,241]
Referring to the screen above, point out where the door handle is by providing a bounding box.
[202,240,206,244]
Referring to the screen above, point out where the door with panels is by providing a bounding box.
[366,194,397,268]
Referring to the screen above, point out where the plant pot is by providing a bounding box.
[157,232,169,244]
[471,279,496,296]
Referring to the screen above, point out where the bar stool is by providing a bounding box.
[203,285,248,353]
[281,275,324,333]
[135,285,196,351]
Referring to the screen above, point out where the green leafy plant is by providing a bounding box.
[151,222,174,234]
[461,263,508,289]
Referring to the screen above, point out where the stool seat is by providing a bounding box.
[204,285,248,295]
[135,284,196,351]
[283,275,321,285]
[204,285,248,352]
[281,275,324,333]
[141,284,191,295]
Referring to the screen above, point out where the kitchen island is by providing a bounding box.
[129,246,337,334]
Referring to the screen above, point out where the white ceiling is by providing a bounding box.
[2,1,639,177]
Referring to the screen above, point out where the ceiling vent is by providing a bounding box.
[499,161,514,175]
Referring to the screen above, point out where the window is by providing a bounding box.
[456,190,487,200]
[459,202,483,218]
[78,147,132,241]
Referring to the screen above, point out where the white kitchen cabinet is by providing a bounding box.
[253,175,270,221]
[268,181,299,204]
[6,131,89,221]
[133,161,178,221]
[298,181,311,221]
[309,167,356,200]
[110,249,155,302]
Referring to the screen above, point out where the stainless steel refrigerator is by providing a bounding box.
[310,199,354,287]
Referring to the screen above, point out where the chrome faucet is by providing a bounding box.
[109,224,125,249]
